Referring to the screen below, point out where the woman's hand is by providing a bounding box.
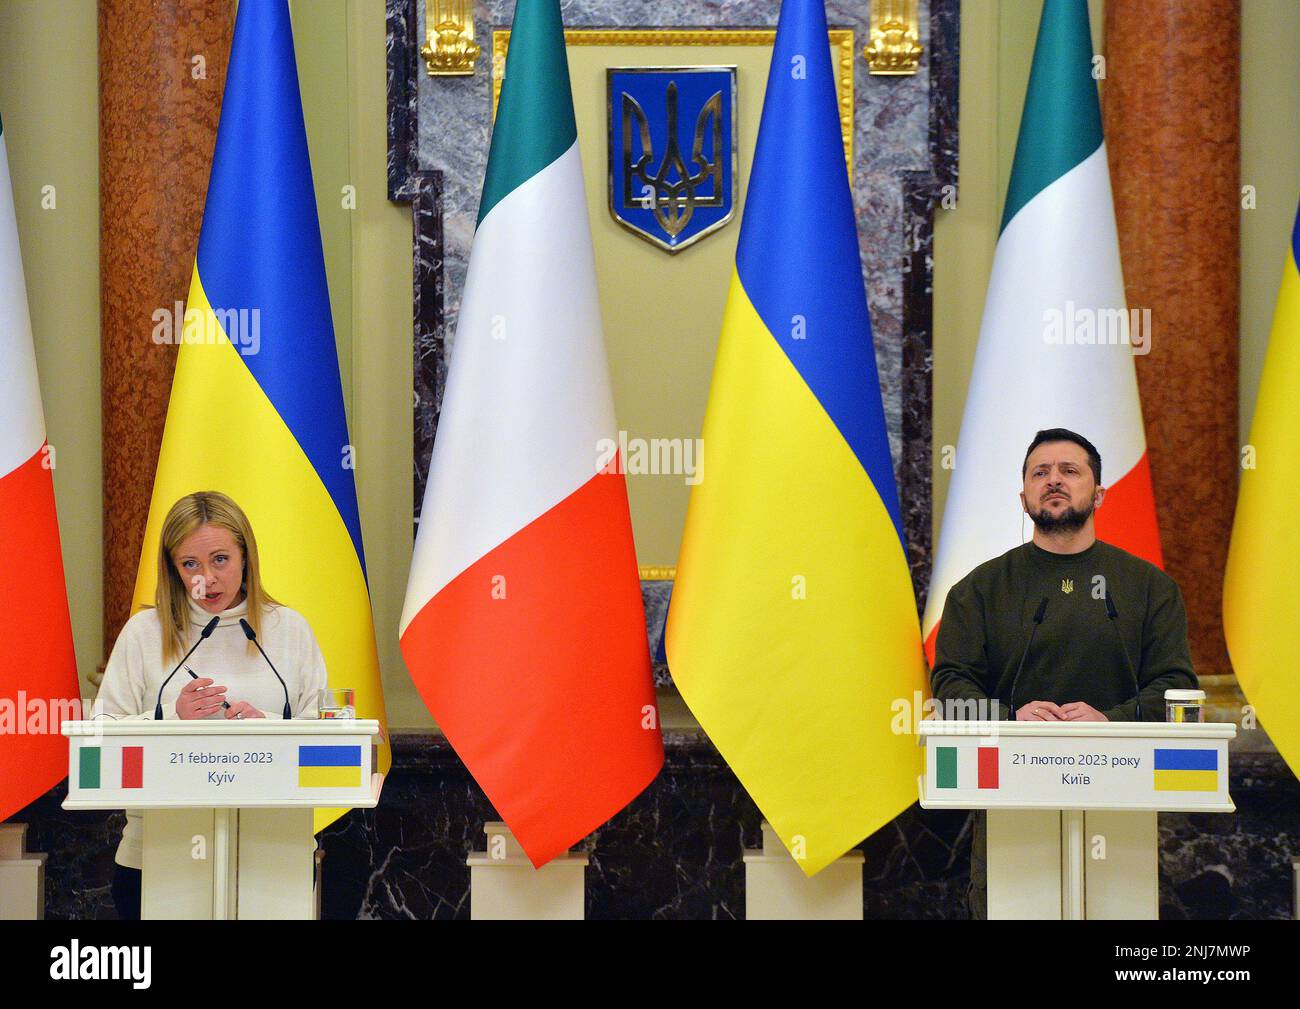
[175,677,227,719]
[224,700,266,720]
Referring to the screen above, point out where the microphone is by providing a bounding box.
[239,618,292,719]
[1007,596,1049,719]
[1105,591,1143,721]
[155,616,221,719]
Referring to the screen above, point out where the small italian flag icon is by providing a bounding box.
[78,745,143,789]
[934,745,999,790]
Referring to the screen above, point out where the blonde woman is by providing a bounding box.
[97,490,327,918]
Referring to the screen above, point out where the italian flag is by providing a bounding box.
[923,0,1162,660]
[398,0,663,867]
[79,745,144,790]
[0,113,80,821]
[934,745,1000,790]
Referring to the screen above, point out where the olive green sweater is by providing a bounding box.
[930,540,1196,721]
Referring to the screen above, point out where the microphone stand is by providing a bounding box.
[238,618,293,719]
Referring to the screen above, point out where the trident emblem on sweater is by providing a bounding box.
[607,67,736,254]
[1061,578,1075,594]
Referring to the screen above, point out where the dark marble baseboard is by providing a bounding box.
[14,736,1297,920]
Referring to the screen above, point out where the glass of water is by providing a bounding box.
[1164,688,1205,723]
[318,687,355,720]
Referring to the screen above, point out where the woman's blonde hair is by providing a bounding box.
[155,491,277,663]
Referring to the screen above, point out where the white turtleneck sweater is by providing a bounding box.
[96,597,328,868]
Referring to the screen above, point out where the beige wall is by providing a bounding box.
[0,0,102,698]
[340,0,430,730]
[292,0,356,403]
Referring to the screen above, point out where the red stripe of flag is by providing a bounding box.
[977,746,999,789]
[121,746,143,789]
[1093,453,1163,568]
[0,445,80,822]
[401,470,664,867]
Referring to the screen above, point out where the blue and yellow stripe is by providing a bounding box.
[131,0,388,829]
[1153,748,1219,792]
[734,0,902,542]
[193,2,365,569]
[666,0,925,877]
[298,745,363,789]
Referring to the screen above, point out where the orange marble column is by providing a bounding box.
[99,0,233,658]
[1103,0,1239,677]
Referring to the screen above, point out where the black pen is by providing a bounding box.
[185,665,231,710]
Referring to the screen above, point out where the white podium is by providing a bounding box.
[743,822,864,920]
[918,720,1236,920]
[0,824,45,919]
[61,719,383,920]
[467,822,588,920]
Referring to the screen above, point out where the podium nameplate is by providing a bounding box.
[61,720,381,809]
[917,720,1235,813]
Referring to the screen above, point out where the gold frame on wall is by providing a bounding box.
[491,28,856,176]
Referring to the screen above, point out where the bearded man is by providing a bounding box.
[930,428,1196,722]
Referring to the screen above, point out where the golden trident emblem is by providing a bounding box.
[1060,578,1074,594]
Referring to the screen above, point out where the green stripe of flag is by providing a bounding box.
[476,0,578,226]
[935,746,957,789]
[79,746,101,789]
[1000,0,1104,233]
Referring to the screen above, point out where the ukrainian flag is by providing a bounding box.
[131,0,389,829]
[1224,200,1300,781]
[298,746,363,790]
[665,0,927,876]
[1153,748,1219,792]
